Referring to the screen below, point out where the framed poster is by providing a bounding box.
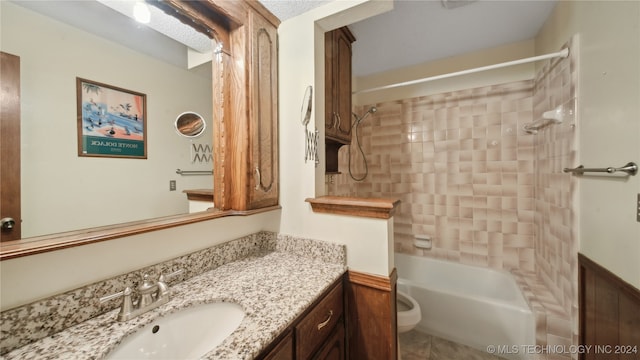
[76,78,147,158]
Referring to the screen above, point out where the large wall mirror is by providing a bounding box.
[1,0,216,242]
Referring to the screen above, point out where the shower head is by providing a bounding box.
[353,106,378,125]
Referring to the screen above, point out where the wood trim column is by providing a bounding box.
[346,269,397,360]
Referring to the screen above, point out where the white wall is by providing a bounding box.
[536,1,640,288]
[0,0,399,311]
[1,2,213,237]
[277,0,396,277]
[354,39,536,105]
[0,210,281,311]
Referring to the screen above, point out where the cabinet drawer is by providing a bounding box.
[296,282,344,360]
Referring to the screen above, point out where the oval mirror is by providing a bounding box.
[175,111,206,138]
[301,85,312,126]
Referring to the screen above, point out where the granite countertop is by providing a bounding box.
[3,251,346,360]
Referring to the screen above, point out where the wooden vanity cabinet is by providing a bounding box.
[263,331,294,360]
[296,279,344,359]
[312,326,345,360]
[258,277,346,360]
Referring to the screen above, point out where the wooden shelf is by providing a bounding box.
[305,196,400,219]
[0,206,281,261]
[183,189,213,202]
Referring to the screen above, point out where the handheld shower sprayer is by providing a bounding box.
[352,106,377,127]
[349,106,377,181]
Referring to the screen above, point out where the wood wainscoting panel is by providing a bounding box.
[346,269,397,360]
[579,253,640,360]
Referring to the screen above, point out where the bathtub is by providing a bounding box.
[395,253,535,360]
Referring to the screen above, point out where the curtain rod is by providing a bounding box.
[353,48,570,95]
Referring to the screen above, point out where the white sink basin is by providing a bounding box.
[107,302,245,359]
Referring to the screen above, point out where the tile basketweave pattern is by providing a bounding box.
[329,37,578,359]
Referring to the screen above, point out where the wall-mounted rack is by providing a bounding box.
[176,169,213,176]
[563,162,638,176]
[305,127,320,166]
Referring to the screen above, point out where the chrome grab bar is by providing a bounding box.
[563,162,638,176]
[176,169,213,175]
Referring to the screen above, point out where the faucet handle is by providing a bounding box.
[159,269,184,283]
[157,269,183,300]
[100,287,134,321]
[100,286,132,303]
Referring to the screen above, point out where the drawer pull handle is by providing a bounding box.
[317,310,333,330]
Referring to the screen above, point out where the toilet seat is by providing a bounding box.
[397,290,421,333]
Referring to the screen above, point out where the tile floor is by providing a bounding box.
[400,330,506,360]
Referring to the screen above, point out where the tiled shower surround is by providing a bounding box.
[338,80,539,270]
[330,39,578,358]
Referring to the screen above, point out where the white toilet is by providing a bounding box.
[397,290,421,333]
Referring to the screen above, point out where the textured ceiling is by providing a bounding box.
[259,0,557,77]
[97,0,212,53]
[349,0,557,77]
[11,0,193,68]
[13,0,556,78]
[258,0,330,21]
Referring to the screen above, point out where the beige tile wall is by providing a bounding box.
[328,38,578,355]
[329,80,538,272]
[531,36,579,358]
[532,41,578,317]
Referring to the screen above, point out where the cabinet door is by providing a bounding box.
[248,11,279,209]
[333,28,353,142]
[296,282,344,359]
[324,32,337,135]
[324,27,354,145]
[313,325,345,360]
[262,331,294,360]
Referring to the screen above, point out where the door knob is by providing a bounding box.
[1,217,16,230]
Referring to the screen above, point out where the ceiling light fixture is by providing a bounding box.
[133,1,150,23]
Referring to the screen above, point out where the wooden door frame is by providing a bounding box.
[0,51,21,241]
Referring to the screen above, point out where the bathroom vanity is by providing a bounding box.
[258,279,345,359]
[0,233,347,359]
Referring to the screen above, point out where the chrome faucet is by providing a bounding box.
[100,269,183,321]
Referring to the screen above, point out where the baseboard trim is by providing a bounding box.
[347,268,397,291]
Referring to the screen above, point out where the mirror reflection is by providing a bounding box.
[1,0,215,239]
[175,112,207,138]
